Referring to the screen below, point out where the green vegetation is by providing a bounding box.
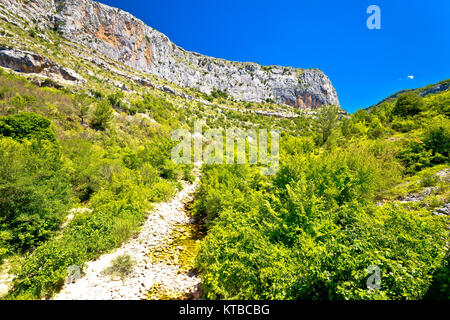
[392,92,425,117]
[90,100,113,130]
[0,11,447,300]
[0,112,56,142]
[193,85,450,300]
[0,71,189,299]
[314,105,340,145]
[194,149,446,299]
[211,88,229,100]
[104,254,135,280]
[0,134,71,257]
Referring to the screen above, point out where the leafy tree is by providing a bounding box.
[90,100,113,130]
[367,117,385,139]
[352,109,372,124]
[423,121,450,160]
[392,92,425,117]
[0,138,71,253]
[396,141,433,174]
[426,90,450,116]
[72,93,91,125]
[314,105,340,145]
[60,139,106,202]
[107,91,125,109]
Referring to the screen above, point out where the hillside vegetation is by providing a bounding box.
[0,69,194,299]
[0,8,448,299]
[193,87,450,300]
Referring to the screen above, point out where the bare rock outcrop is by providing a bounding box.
[0,48,85,83]
[0,0,339,109]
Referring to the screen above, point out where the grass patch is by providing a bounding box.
[103,254,135,280]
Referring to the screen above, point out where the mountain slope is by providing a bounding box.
[370,79,450,108]
[0,0,339,109]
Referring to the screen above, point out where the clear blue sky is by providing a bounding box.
[101,0,450,113]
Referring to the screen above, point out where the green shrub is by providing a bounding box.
[9,180,149,299]
[392,92,425,117]
[421,173,440,188]
[195,138,446,300]
[149,180,176,202]
[424,255,450,300]
[160,159,182,181]
[10,240,85,300]
[90,100,113,130]
[182,164,195,183]
[367,118,385,139]
[122,151,142,170]
[391,119,419,133]
[60,139,106,202]
[396,141,433,174]
[314,105,339,145]
[107,91,125,110]
[423,120,450,161]
[196,162,447,300]
[0,137,71,253]
[0,112,56,142]
[140,163,159,185]
[211,88,228,100]
[104,254,134,280]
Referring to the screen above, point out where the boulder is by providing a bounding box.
[0,48,85,83]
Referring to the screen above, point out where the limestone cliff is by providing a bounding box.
[0,0,340,109]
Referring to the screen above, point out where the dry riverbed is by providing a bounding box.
[54,169,204,300]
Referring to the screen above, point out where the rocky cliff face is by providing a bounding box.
[0,0,339,109]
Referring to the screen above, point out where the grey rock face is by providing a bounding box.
[434,203,450,217]
[0,0,339,109]
[0,48,85,83]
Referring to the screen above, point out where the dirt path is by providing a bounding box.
[54,169,202,300]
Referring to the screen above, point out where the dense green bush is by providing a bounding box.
[397,141,434,174]
[195,138,447,300]
[424,255,450,300]
[423,119,450,161]
[314,105,340,145]
[90,100,113,130]
[0,112,71,258]
[107,91,125,109]
[367,118,385,139]
[211,89,229,100]
[0,112,56,142]
[392,92,425,117]
[0,137,71,255]
[8,168,154,299]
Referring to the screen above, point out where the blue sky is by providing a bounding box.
[101,0,450,113]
